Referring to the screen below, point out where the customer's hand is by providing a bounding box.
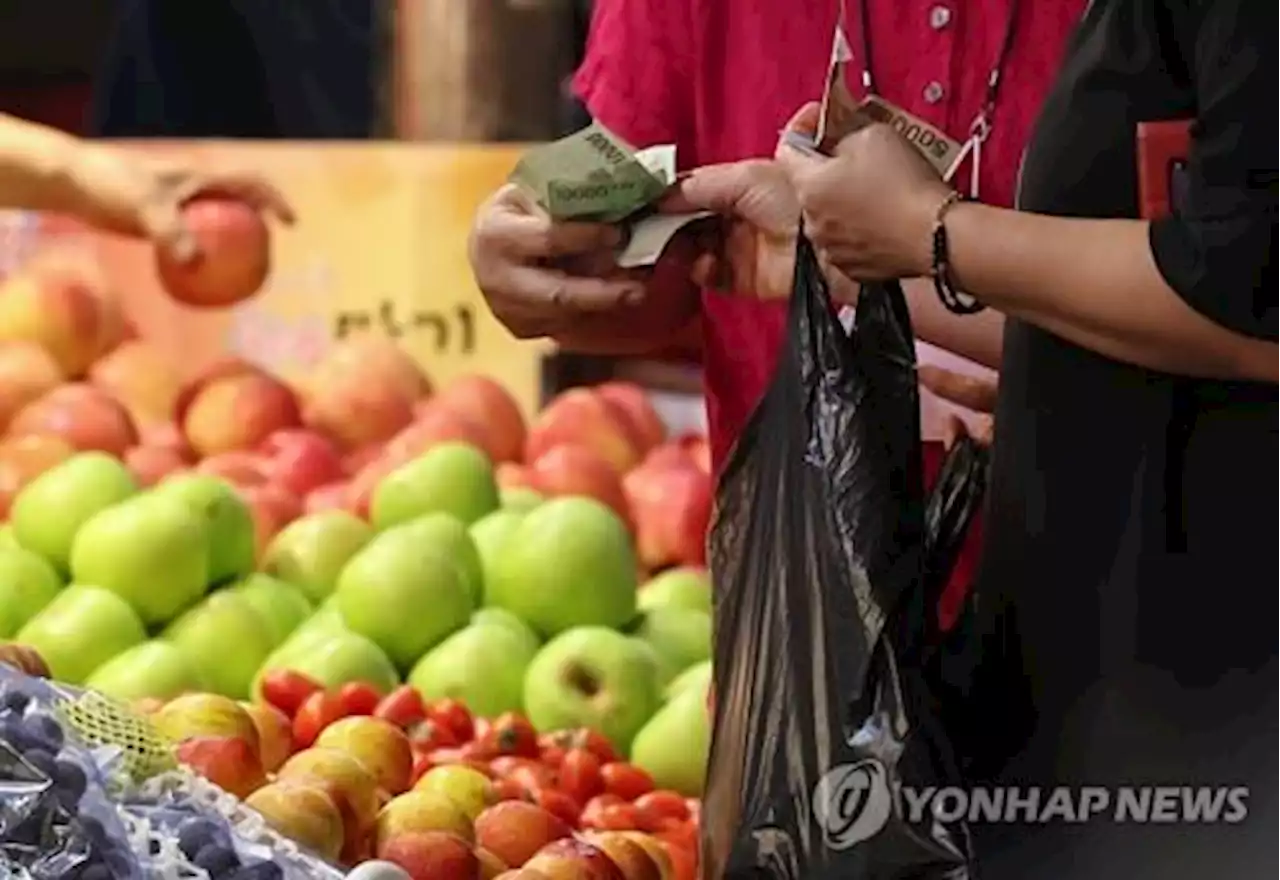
[776,104,953,281]
[918,365,996,448]
[469,183,651,340]
[662,160,859,303]
[66,145,295,263]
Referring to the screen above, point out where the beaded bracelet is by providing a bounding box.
[930,191,985,315]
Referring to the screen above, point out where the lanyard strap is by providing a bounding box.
[848,0,1023,137]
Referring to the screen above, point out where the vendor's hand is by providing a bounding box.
[662,160,858,303]
[918,365,996,448]
[469,183,658,339]
[66,145,295,263]
[776,103,953,281]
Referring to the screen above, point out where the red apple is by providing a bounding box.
[124,444,188,487]
[261,429,345,496]
[623,459,712,570]
[525,389,641,474]
[240,482,304,557]
[305,481,351,514]
[156,197,270,308]
[8,382,138,457]
[183,372,303,457]
[595,382,666,455]
[196,451,272,487]
[387,405,491,462]
[529,444,631,526]
[433,375,527,463]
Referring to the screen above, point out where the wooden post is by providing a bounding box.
[394,0,574,142]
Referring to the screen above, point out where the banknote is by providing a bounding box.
[816,27,863,153]
[616,210,715,269]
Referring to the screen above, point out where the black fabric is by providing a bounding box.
[89,0,377,139]
[956,1,1277,876]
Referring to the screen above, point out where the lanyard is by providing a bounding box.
[847,0,1023,197]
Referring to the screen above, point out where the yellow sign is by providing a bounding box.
[21,142,551,415]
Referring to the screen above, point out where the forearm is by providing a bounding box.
[945,203,1278,382]
[0,115,86,215]
[901,277,1004,370]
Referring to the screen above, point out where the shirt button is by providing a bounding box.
[929,5,952,29]
[923,81,946,104]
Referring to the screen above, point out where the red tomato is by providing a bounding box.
[485,712,539,758]
[634,790,692,831]
[492,777,530,803]
[559,748,605,805]
[488,756,533,779]
[590,801,641,831]
[407,720,457,753]
[539,744,567,770]
[335,681,382,717]
[426,699,474,743]
[578,793,623,830]
[259,670,322,718]
[509,762,558,794]
[570,728,619,764]
[292,690,347,748]
[409,750,434,786]
[374,685,428,729]
[658,832,698,880]
[534,788,583,828]
[600,762,655,801]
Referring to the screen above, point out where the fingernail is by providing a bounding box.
[622,285,645,305]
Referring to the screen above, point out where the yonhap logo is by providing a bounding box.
[812,759,894,848]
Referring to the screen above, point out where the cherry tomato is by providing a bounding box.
[539,744,567,770]
[539,731,573,751]
[658,832,698,880]
[374,685,428,729]
[578,793,623,829]
[600,762,655,801]
[634,790,692,831]
[488,756,533,779]
[291,689,347,748]
[425,748,493,778]
[485,712,539,758]
[473,716,492,742]
[559,748,605,805]
[492,777,531,803]
[534,788,583,828]
[509,762,558,794]
[335,681,382,717]
[587,801,641,831]
[570,728,619,764]
[409,750,434,786]
[460,740,498,763]
[426,699,474,743]
[407,719,457,753]
[260,669,322,718]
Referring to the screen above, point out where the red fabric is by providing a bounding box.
[922,441,982,632]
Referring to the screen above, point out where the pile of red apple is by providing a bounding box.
[0,255,711,574]
[153,669,700,880]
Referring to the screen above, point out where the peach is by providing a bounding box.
[0,267,123,377]
[157,197,270,308]
[594,383,665,455]
[311,338,431,402]
[261,429,345,496]
[278,747,382,844]
[474,802,572,870]
[477,847,510,879]
[183,372,303,457]
[379,831,481,880]
[580,832,662,880]
[316,716,415,795]
[124,444,188,487]
[434,375,527,463]
[240,701,294,772]
[0,341,64,431]
[304,377,415,451]
[623,461,712,570]
[246,780,345,861]
[172,357,262,424]
[386,406,490,462]
[529,445,631,525]
[525,389,641,474]
[175,735,267,800]
[524,839,626,880]
[375,791,475,851]
[87,340,183,427]
[151,693,261,754]
[8,383,138,457]
[617,834,674,880]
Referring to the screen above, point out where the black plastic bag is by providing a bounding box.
[701,233,977,879]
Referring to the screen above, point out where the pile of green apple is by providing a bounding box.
[0,438,715,783]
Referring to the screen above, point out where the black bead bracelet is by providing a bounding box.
[930,192,985,315]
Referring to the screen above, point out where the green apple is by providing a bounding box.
[470,607,539,657]
[523,626,661,755]
[260,511,372,604]
[11,452,136,573]
[468,509,525,605]
[0,546,63,637]
[229,573,313,646]
[500,486,543,513]
[487,497,636,638]
[254,630,399,698]
[151,474,255,586]
[163,590,276,699]
[16,584,145,684]
[634,608,711,681]
[370,442,498,529]
[638,567,712,615]
[389,513,483,606]
[335,528,473,669]
[69,493,209,626]
[663,659,712,703]
[630,680,711,795]
[409,622,537,718]
[85,640,205,701]
[0,524,17,551]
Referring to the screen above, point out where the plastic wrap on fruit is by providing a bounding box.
[699,233,974,879]
[0,667,143,879]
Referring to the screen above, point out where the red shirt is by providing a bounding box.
[575,0,1085,466]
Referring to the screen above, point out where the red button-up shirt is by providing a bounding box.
[574,0,1084,627]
